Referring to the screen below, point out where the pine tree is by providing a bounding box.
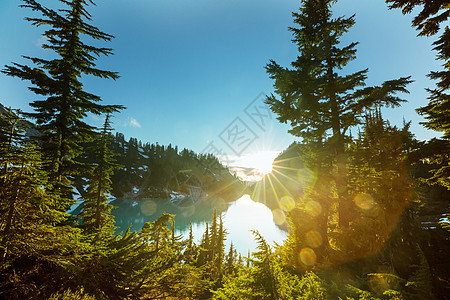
[0,109,88,299]
[0,109,68,258]
[183,222,197,265]
[386,1,449,37]
[197,222,210,267]
[0,108,25,240]
[2,0,124,203]
[209,209,218,265]
[224,242,237,275]
[386,1,450,189]
[78,114,119,237]
[265,0,411,226]
[250,230,279,299]
[216,213,226,277]
[78,214,183,299]
[345,110,414,257]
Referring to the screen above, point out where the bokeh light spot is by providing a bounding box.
[354,193,375,210]
[280,196,295,212]
[297,168,317,186]
[181,205,196,217]
[305,230,322,248]
[305,201,322,217]
[272,208,286,225]
[141,199,157,216]
[299,247,317,266]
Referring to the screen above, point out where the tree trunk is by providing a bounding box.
[327,59,350,227]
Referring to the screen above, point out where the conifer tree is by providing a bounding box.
[0,109,67,257]
[265,0,411,226]
[216,213,226,277]
[386,1,450,189]
[78,114,119,236]
[78,214,183,299]
[0,108,24,240]
[345,111,415,256]
[183,222,197,264]
[224,242,237,275]
[209,209,218,263]
[0,109,87,299]
[2,0,123,203]
[250,230,279,299]
[197,222,210,267]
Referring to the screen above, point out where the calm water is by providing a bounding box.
[111,194,288,254]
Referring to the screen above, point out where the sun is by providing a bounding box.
[235,151,279,177]
[248,151,277,175]
[218,150,280,181]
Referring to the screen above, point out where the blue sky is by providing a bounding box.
[0,0,441,162]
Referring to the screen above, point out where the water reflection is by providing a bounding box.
[221,195,288,253]
[111,194,287,254]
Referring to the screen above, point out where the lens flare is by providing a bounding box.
[305,200,322,217]
[272,208,286,225]
[305,230,322,248]
[354,193,375,210]
[141,199,157,216]
[280,196,295,212]
[297,168,317,187]
[299,247,317,266]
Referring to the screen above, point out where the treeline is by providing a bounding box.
[0,101,244,203]
[76,131,243,200]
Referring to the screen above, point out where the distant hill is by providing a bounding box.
[0,102,246,203]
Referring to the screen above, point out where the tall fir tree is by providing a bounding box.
[345,111,416,259]
[0,109,88,299]
[386,0,450,189]
[2,0,124,204]
[224,242,237,275]
[265,0,411,226]
[78,114,119,237]
[250,230,279,299]
[0,108,67,256]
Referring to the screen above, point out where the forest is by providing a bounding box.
[0,0,449,299]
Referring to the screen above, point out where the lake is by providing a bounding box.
[111,194,288,254]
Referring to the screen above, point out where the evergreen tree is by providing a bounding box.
[78,114,119,236]
[76,214,186,299]
[2,0,123,203]
[197,222,210,267]
[0,109,88,299]
[0,108,26,241]
[183,222,197,265]
[387,1,450,189]
[224,242,237,275]
[265,0,411,226]
[209,209,218,266]
[250,230,279,299]
[345,111,416,258]
[0,109,68,258]
[216,213,226,277]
